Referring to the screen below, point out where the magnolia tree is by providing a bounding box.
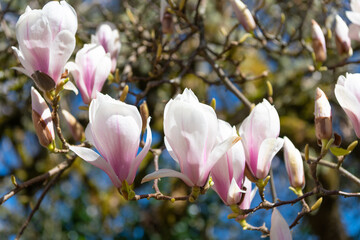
[1,0,360,239]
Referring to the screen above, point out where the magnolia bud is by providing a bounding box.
[162,11,174,34]
[61,109,85,141]
[230,0,256,32]
[311,20,327,62]
[283,137,305,189]
[31,87,55,147]
[314,88,332,140]
[335,15,353,57]
[140,101,149,133]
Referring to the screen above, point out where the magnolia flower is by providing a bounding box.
[142,88,240,187]
[230,0,256,32]
[91,22,121,72]
[12,1,77,85]
[314,88,332,140]
[335,15,353,56]
[239,99,284,181]
[70,92,152,189]
[335,73,360,138]
[270,209,292,240]
[66,44,111,105]
[283,137,305,189]
[346,0,360,41]
[211,120,246,205]
[311,20,327,62]
[31,87,55,147]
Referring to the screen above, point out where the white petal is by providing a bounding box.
[126,117,152,184]
[346,11,360,25]
[141,169,194,186]
[226,178,244,205]
[270,209,292,240]
[63,80,78,95]
[256,137,284,179]
[69,146,121,188]
[164,136,179,163]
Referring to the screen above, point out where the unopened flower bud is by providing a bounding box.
[31,87,55,147]
[311,20,327,62]
[283,137,305,189]
[62,109,85,141]
[335,15,353,57]
[314,88,332,140]
[160,0,173,34]
[230,0,256,32]
[140,101,149,133]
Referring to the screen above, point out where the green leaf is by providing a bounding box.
[329,147,351,157]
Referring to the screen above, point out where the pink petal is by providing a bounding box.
[270,209,292,240]
[141,169,194,187]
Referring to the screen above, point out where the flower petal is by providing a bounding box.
[256,137,284,179]
[63,80,78,95]
[141,169,194,186]
[270,209,292,240]
[69,146,121,188]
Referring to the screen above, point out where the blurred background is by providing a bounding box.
[0,0,360,239]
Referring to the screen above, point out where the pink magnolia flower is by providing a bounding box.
[31,87,55,147]
[270,209,292,240]
[230,0,256,32]
[142,88,240,187]
[211,120,246,205]
[283,137,305,189]
[346,0,360,41]
[12,1,77,85]
[311,20,327,62]
[239,99,283,180]
[70,92,152,188]
[335,15,353,56]
[335,73,360,138]
[91,22,121,72]
[66,44,111,105]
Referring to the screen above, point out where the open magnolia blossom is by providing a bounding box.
[211,120,246,206]
[335,73,360,138]
[66,44,111,105]
[270,209,292,240]
[12,1,77,85]
[142,88,240,187]
[70,92,152,189]
[335,15,353,56]
[283,137,305,189]
[91,22,121,73]
[239,99,283,181]
[31,87,55,147]
[314,88,332,140]
[311,19,327,62]
[346,0,360,41]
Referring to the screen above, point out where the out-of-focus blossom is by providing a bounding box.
[311,20,327,62]
[66,44,111,105]
[335,73,360,138]
[335,15,353,56]
[31,87,55,147]
[314,88,332,140]
[230,0,256,32]
[70,92,152,189]
[270,209,292,240]
[211,120,246,205]
[91,22,121,72]
[346,0,360,41]
[283,137,305,189]
[142,88,240,187]
[160,0,173,34]
[239,99,283,181]
[12,1,77,86]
